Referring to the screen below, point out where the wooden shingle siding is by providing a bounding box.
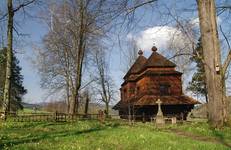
[113,47,200,120]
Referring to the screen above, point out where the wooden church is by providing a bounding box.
[113,46,200,120]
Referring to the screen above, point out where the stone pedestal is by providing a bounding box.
[171,117,177,124]
[156,115,165,124]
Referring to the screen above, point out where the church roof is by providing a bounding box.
[143,51,176,68]
[134,95,200,105]
[124,47,177,79]
[123,55,147,79]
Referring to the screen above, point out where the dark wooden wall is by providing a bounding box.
[121,73,182,102]
[119,104,194,120]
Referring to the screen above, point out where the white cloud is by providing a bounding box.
[133,16,222,52]
[132,26,192,52]
[129,25,197,76]
[136,26,176,50]
[190,18,200,28]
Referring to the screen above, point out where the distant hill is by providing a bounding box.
[22,101,118,115]
[22,102,41,109]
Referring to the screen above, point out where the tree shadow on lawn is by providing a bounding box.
[212,129,231,148]
[165,128,231,149]
[0,122,120,149]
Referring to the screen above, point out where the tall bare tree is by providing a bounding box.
[3,0,14,117]
[93,48,116,117]
[197,0,231,127]
[121,37,139,73]
[37,0,116,114]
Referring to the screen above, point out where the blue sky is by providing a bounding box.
[0,0,230,104]
[14,1,167,104]
[15,19,48,103]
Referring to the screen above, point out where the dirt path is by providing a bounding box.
[166,129,231,148]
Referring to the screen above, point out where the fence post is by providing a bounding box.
[54,111,57,122]
[142,112,145,123]
[4,111,7,121]
[98,110,105,123]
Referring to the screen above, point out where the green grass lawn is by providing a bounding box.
[0,120,231,150]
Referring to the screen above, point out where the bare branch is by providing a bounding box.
[168,53,194,60]
[126,0,157,14]
[220,25,231,74]
[0,0,36,21]
[80,79,96,91]
[13,0,36,13]
[223,50,231,74]
[220,25,231,50]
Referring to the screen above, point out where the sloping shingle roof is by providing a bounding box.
[123,55,147,79]
[144,51,176,68]
[134,95,200,105]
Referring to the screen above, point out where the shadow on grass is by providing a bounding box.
[212,129,231,148]
[0,122,120,149]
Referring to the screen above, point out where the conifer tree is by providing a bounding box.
[187,38,208,103]
[0,48,27,112]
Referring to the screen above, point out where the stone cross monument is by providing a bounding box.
[156,99,165,125]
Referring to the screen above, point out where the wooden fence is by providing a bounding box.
[0,111,184,124]
[0,112,101,122]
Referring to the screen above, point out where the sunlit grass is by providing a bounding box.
[165,121,231,145]
[0,120,230,150]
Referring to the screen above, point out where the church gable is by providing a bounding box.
[123,50,147,79]
[124,47,177,80]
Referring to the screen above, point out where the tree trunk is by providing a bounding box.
[3,0,14,118]
[69,90,77,114]
[65,79,70,113]
[84,92,89,115]
[69,0,85,114]
[105,102,109,118]
[222,77,229,123]
[197,0,226,128]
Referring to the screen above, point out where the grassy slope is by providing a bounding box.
[0,120,230,150]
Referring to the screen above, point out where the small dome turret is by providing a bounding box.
[138,50,143,55]
[151,46,157,52]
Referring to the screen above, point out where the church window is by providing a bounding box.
[129,88,135,94]
[136,87,140,94]
[123,89,127,99]
[159,84,170,95]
